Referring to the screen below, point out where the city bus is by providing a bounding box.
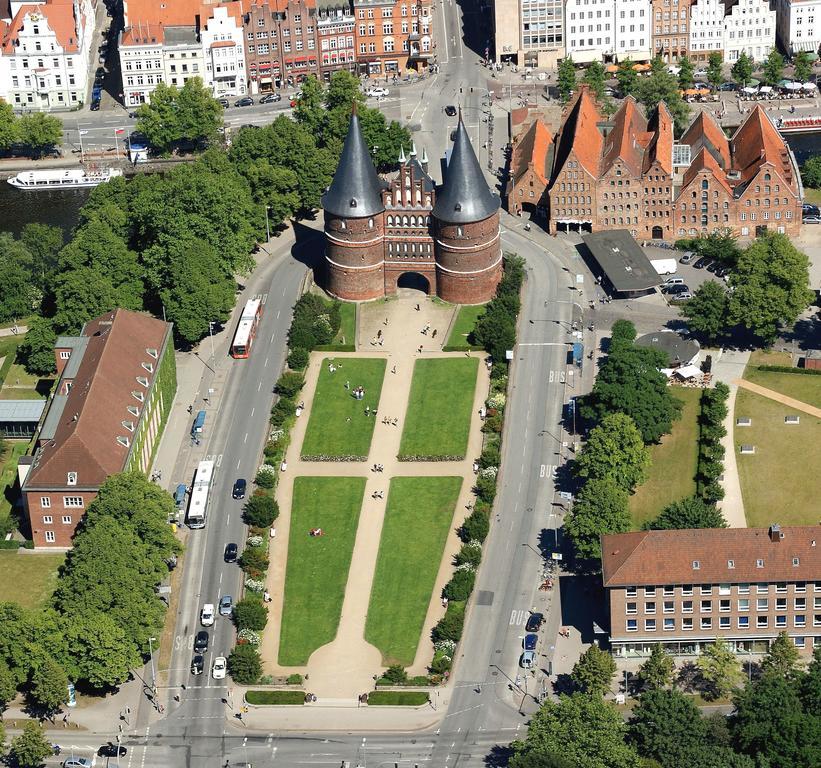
[187,459,215,529]
[230,299,263,359]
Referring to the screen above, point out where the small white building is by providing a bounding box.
[162,25,204,90]
[689,0,725,63]
[119,23,164,106]
[0,0,95,111]
[722,0,776,61]
[775,0,821,57]
[566,0,652,64]
[201,3,246,99]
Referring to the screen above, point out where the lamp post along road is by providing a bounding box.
[148,636,157,697]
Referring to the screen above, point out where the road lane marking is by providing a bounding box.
[276,309,281,319]
[250,407,255,417]
[264,357,269,367]
[258,381,262,391]
[244,432,248,444]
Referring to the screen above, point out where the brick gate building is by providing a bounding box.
[321,106,502,304]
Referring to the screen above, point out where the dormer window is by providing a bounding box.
[756,559,764,568]
[132,390,145,403]
[141,362,154,373]
[117,436,130,448]
[67,472,77,486]
[692,560,700,570]
[727,560,735,569]
[136,376,149,387]
[121,421,135,432]
[146,348,158,359]
[127,405,140,417]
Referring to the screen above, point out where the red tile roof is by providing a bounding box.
[602,526,821,587]
[682,147,734,195]
[25,309,170,491]
[2,2,82,54]
[681,110,730,169]
[600,97,647,178]
[731,105,796,189]
[552,86,603,179]
[511,118,552,186]
[643,102,673,175]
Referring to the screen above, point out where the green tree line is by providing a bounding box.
[0,101,63,157]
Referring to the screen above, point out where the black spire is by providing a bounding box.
[432,112,499,224]
[322,103,385,218]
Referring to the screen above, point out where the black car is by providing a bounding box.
[664,284,691,295]
[194,630,209,653]
[191,654,205,675]
[98,744,127,758]
[235,96,254,107]
[705,260,722,273]
[218,98,230,108]
[224,542,238,563]
[715,265,732,278]
[95,66,106,78]
[90,99,101,111]
[445,104,457,116]
[693,256,713,269]
[719,82,736,91]
[802,203,820,216]
[232,479,247,499]
[525,612,545,632]
[259,93,282,104]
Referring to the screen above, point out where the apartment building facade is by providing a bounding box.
[651,0,691,62]
[352,0,432,77]
[201,3,246,98]
[316,0,356,79]
[565,0,652,63]
[775,0,821,56]
[492,0,564,68]
[0,0,94,111]
[601,526,821,659]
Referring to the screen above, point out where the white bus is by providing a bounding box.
[230,298,262,359]
[187,460,215,529]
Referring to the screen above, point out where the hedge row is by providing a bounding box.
[757,365,821,376]
[695,382,730,503]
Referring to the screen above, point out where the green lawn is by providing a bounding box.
[629,388,701,528]
[399,358,479,460]
[334,302,356,348]
[0,551,64,610]
[803,187,821,206]
[445,305,486,350]
[743,351,821,409]
[300,358,386,460]
[278,477,366,666]
[365,477,463,666]
[0,441,30,533]
[367,690,429,706]
[734,389,821,527]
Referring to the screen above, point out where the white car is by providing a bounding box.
[365,87,389,97]
[200,603,215,627]
[212,656,227,680]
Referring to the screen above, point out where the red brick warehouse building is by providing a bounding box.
[321,107,503,304]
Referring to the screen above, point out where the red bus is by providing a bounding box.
[231,298,262,358]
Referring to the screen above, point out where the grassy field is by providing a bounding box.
[0,441,30,533]
[278,477,366,666]
[246,690,304,705]
[629,388,701,529]
[445,306,486,350]
[334,302,356,347]
[300,358,386,459]
[734,388,821,527]
[368,690,429,706]
[803,187,821,206]
[743,351,821,409]
[0,551,64,610]
[399,358,479,459]
[365,477,463,666]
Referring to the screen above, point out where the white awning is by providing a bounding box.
[675,365,702,379]
[793,40,819,52]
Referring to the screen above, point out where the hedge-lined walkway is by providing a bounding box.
[261,294,489,698]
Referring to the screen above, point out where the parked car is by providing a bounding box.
[219,595,233,616]
[224,543,238,563]
[365,86,389,97]
[63,759,95,768]
[663,284,691,295]
[259,92,282,103]
[706,260,722,273]
[218,98,230,108]
[693,256,713,269]
[212,656,227,680]
[201,603,215,627]
[191,654,204,675]
[232,478,247,499]
[679,251,696,264]
[670,292,693,302]
[525,612,544,632]
[95,66,106,78]
[234,96,254,107]
[90,99,101,111]
[803,215,821,224]
[715,264,732,278]
[98,744,126,758]
[802,203,819,216]
[194,630,209,653]
[694,68,708,78]
[663,276,685,286]
[520,650,536,669]
[444,104,457,116]
[719,82,737,91]
[523,633,538,650]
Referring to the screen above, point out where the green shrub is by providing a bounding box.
[228,644,262,684]
[234,597,268,631]
[429,654,452,675]
[474,473,497,503]
[246,689,304,705]
[243,493,279,527]
[239,546,270,578]
[383,664,408,684]
[455,542,482,568]
[460,508,490,543]
[287,347,309,371]
[270,397,296,428]
[479,443,501,469]
[482,412,503,434]
[443,568,476,601]
[286,673,304,685]
[758,364,821,375]
[701,481,725,503]
[367,691,429,706]
[432,601,465,643]
[287,323,317,351]
[275,371,305,398]
[255,469,277,489]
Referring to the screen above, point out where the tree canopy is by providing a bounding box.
[707,52,724,90]
[16,113,63,156]
[645,496,727,530]
[761,49,784,87]
[681,281,729,343]
[801,156,821,189]
[678,57,694,89]
[571,644,617,696]
[574,412,650,492]
[636,57,690,133]
[558,58,577,101]
[731,53,754,87]
[565,478,631,561]
[584,61,607,99]
[638,644,675,690]
[616,58,638,97]
[793,51,813,84]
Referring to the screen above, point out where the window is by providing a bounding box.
[645,587,657,597]
[645,619,656,631]
[626,602,637,614]
[43,515,53,524]
[738,599,750,611]
[701,600,712,613]
[664,601,674,614]
[664,618,675,631]
[626,586,637,597]
[63,496,84,508]
[727,560,735,569]
[682,600,693,613]
[757,583,769,594]
[756,560,764,569]
[59,350,71,360]
[738,583,750,594]
[701,617,712,629]
[681,585,693,596]
[757,598,769,611]
[795,615,806,627]
[61,515,72,525]
[795,597,806,610]
[719,616,731,629]
[720,599,730,612]
[700,585,712,595]
[682,617,693,630]
[776,615,787,627]
[738,616,749,628]
[645,602,656,614]
[663,586,675,597]
[627,619,638,631]
[41,497,51,508]
[794,636,805,648]
[795,582,806,593]
[45,531,55,543]
[719,584,731,595]
[757,615,768,628]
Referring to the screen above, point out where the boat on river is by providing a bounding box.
[7,167,123,190]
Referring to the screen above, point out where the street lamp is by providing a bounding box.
[208,321,216,359]
[264,205,271,242]
[148,636,157,697]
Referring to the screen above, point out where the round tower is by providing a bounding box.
[432,115,502,305]
[321,105,386,301]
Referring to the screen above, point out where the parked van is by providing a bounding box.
[192,410,206,435]
[174,484,187,508]
[663,276,685,286]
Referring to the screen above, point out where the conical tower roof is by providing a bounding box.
[432,113,499,224]
[322,106,385,218]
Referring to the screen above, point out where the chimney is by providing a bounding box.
[768,524,782,542]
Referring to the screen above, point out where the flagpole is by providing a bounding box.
[77,119,84,163]
[114,128,120,160]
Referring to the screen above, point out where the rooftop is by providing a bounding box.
[510,118,553,187]
[581,230,660,293]
[635,330,700,366]
[0,400,46,423]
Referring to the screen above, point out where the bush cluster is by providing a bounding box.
[696,383,730,503]
[233,597,269,632]
[287,294,342,352]
[758,364,821,376]
[472,254,525,361]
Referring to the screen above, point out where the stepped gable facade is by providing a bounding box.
[321,106,502,304]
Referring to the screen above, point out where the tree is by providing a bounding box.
[564,479,631,561]
[293,74,327,136]
[325,70,367,113]
[761,49,784,86]
[801,156,821,189]
[760,631,800,677]
[558,57,577,101]
[0,100,18,149]
[18,316,57,376]
[233,598,268,631]
[28,656,68,718]
[228,643,261,684]
[646,496,727,531]
[21,223,63,288]
[793,51,813,84]
[473,302,517,362]
[443,569,476,601]
[0,660,17,709]
[707,52,724,90]
[628,689,706,766]
[800,646,821,715]
[697,638,741,699]
[678,56,695,89]
[636,58,690,133]
[682,280,729,343]
[582,344,682,444]
[243,494,279,528]
[638,645,675,690]
[731,53,754,87]
[0,233,38,322]
[510,693,641,768]
[571,644,616,696]
[616,58,638,97]
[610,319,637,352]
[16,113,62,156]
[10,721,53,768]
[584,61,607,99]
[574,413,650,492]
[728,233,814,343]
[511,753,576,768]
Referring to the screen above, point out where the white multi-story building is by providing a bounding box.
[0,0,95,111]
[722,0,776,61]
[775,0,821,56]
[565,0,652,63]
[493,0,565,68]
[201,3,246,99]
[689,0,725,62]
[162,26,204,91]
[119,23,164,106]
